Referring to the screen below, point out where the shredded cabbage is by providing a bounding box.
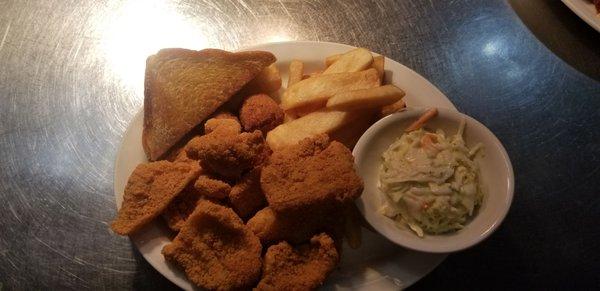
[378,120,483,237]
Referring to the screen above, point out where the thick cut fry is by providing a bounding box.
[328,112,376,150]
[405,108,438,132]
[324,54,342,67]
[322,48,373,75]
[286,100,326,118]
[283,113,296,123]
[281,68,380,111]
[266,110,358,150]
[288,60,303,87]
[343,204,362,249]
[371,55,385,81]
[243,64,282,94]
[380,99,406,117]
[326,85,405,111]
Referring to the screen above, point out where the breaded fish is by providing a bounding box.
[255,233,339,291]
[111,161,200,235]
[239,94,284,134]
[162,184,203,232]
[162,200,262,290]
[194,175,231,200]
[229,168,267,219]
[246,207,342,245]
[260,134,363,213]
[186,121,265,179]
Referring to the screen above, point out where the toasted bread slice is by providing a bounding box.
[143,48,276,160]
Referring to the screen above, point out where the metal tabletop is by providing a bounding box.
[1,0,599,290]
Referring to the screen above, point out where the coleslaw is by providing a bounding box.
[378,120,484,237]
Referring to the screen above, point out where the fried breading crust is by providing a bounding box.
[162,200,262,290]
[260,134,363,213]
[239,94,284,134]
[162,184,203,231]
[229,168,267,219]
[194,175,231,200]
[246,207,343,245]
[255,233,339,291]
[204,117,242,135]
[111,161,201,235]
[186,120,265,179]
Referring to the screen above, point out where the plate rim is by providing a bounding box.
[112,40,455,290]
[561,0,600,32]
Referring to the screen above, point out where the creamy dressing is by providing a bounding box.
[378,120,483,237]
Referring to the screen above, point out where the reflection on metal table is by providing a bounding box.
[0,0,598,290]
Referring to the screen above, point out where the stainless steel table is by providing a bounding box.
[1,0,599,290]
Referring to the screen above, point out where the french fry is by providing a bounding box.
[371,55,385,81]
[287,100,326,117]
[283,112,296,123]
[325,53,342,67]
[242,64,282,94]
[322,48,373,75]
[405,108,438,132]
[380,99,406,117]
[343,203,363,249]
[281,68,380,111]
[326,85,405,111]
[329,111,376,149]
[266,110,359,150]
[288,60,303,87]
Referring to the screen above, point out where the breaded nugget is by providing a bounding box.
[210,110,240,122]
[204,117,241,135]
[162,184,202,231]
[229,168,267,219]
[111,161,200,235]
[239,94,284,134]
[246,207,342,245]
[261,134,363,213]
[194,175,231,200]
[186,126,265,179]
[255,233,339,291]
[162,200,262,290]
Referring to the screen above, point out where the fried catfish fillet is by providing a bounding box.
[194,175,231,200]
[246,207,342,245]
[162,200,262,290]
[162,184,203,232]
[229,168,267,219]
[255,233,339,291]
[260,134,363,213]
[239,94,284,134]
[111,161,201,235]
[186,128,265,179]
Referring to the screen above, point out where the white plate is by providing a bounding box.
[562,0,600,32]
[114,41,455,290]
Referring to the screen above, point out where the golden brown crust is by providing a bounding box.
[260,135,363,213]
[239,94,284,134]
[162,200,262,290]
[111,161,201,235]
[186,126,265,179]
[255,233,339,291]
[143,48,276,161]
[246,207,343,245]
[194,175,231,200]
[229,168,267,219]
[162,184,203,231]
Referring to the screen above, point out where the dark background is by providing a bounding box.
[0,0,598,290]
